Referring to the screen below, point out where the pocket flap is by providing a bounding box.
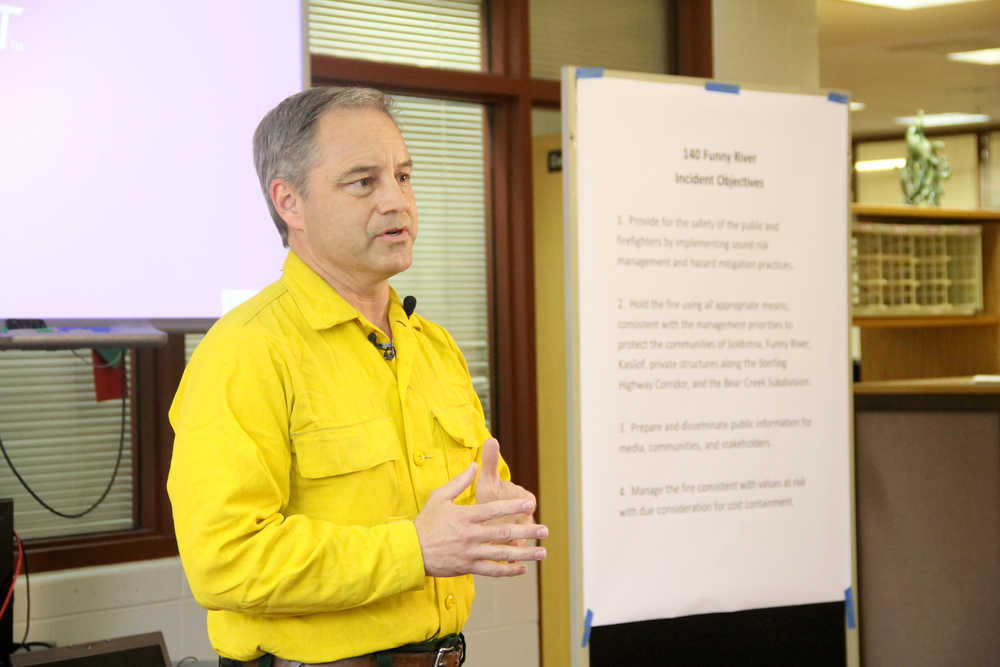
[433,405,490,449]
[293,418,399,478]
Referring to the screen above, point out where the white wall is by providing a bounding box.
[465,565,540,667]
[11,558,212,663]
[12,557,538,666]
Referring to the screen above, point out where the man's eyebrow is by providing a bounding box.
[338,165,378,181]
[337,159,414,181]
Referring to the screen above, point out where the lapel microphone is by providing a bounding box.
[368,296,415,360]
[367,332,396,361]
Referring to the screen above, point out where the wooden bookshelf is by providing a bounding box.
[853,315,999,328]
[853,204,1000,224]
[854,376,1000,395]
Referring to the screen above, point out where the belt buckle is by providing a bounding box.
[433,646,458,667]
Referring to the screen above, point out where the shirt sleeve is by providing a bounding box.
[438,324,512,485]
[167,325,427,616]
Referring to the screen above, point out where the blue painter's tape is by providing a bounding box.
[581,609,594,647]
[828,92,849,105]
[576,67,604,79]
[706,81,740,95]
[845,587,856,629]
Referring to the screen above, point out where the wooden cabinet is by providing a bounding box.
[853,204,1000,384]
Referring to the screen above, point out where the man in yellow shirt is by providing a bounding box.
[167,87,547,667]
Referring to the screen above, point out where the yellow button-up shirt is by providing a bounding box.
[167,251,506,662]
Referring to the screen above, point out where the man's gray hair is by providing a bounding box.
[253,87,396,246]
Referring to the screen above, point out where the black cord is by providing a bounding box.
[18,538,29,648]
[12,642,54,653]
[8,538,50,655]
[0,349,127,519]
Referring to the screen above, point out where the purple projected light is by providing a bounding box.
[1,1,304,319]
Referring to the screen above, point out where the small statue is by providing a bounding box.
[901,110,952,206]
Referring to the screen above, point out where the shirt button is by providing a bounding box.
[413,451,427,466]
[445,594,456,610]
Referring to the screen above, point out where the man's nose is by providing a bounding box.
[375,178,410,214]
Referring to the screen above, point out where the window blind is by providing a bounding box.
[529,0,668,80]
[309,0,484,71]
[185,334,203,365]
[391,95,491,427]
[0,350,133,540]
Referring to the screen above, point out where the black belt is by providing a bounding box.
[219,633,465,667]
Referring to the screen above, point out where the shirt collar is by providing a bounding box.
[281,251,421,332]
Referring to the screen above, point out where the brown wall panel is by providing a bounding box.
[856,409,1000,666]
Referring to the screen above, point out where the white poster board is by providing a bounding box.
[564,69,852,631]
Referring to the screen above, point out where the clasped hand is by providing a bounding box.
[414,438,548,577]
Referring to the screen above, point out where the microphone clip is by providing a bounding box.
[367,332,396,361]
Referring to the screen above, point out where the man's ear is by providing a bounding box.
[270,178,306,233]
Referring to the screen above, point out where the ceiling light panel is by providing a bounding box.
[854,158,906,172]
[948,47,1000,65]
[840,0,987,9]
[895,112,991,126]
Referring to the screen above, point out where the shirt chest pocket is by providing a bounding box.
[432,405,491,502]
[290,418,403,524]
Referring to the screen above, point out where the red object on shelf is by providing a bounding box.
[93,350,124,402]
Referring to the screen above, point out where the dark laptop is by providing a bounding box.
[10,632,171,667]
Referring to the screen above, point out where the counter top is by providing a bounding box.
[855,376,1000,395]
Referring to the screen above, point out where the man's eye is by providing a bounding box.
[398,173,410,184]
[345,176,375,192]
